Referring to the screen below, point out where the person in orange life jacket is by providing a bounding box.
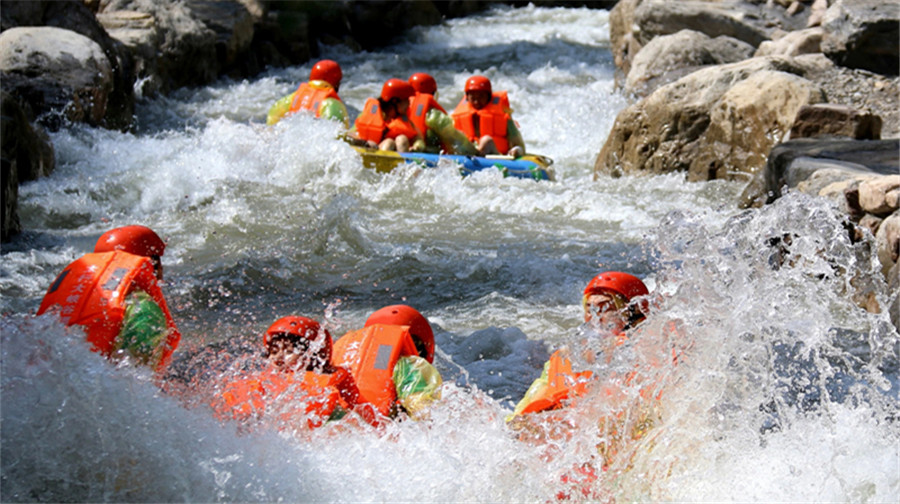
[331,304,443,422]
[349,79,425,153]
[266,59,350,127]
[508,272,649,419]
[451,75,526,158]
[212,316,364,430]
[407,72,477,155]
[37,225,181,373]
[507,272,651,489]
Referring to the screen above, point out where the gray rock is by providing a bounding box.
[0,26,113,127]
[821,0,900,76]
[102,0,218,94]
[762,138,900,204]
[95,10,161,97]
[625,29,755,97]
[596,57,824,183]
[633,0,774,48]
[1,0,136,130]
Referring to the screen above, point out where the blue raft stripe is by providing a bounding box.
[397,151,553,181]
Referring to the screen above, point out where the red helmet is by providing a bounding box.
[409,73,437,95]
[264,316,332,363]
[309,59,342,89]
[380,78,415,102]
[464,75,491,95]
[584,272,649,301]
[94,225,165,257]
[365,304,435,363]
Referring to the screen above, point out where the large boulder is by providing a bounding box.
[100,0,218,94]
[94,10,161,97]
[595,56,824,183]
[821,0,900,76]
[0,0,135,130]
[0,27,113,128]
[633,0,773,47]
[608,0,643,82]
[610,0,813,84]
[762,138,900,204]
[98,0,275,95]
[625,29,755,97]
[184,0,258,77]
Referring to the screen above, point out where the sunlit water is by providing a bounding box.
[2,5,897,502]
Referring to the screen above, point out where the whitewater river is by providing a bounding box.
[2,5,897,502]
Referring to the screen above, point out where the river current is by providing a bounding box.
[1,5,898,502]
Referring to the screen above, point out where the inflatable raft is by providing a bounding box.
[353,146,554,181]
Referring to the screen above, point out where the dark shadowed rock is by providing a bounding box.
[821,0,900,76]
[1,91,56,242]
[762,138,899,204]
[185,0,257,77]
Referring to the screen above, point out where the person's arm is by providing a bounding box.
[425,109,477,155]
[118,289,169,365]
[506,118,526,156]
[319,98,350,128]
[392,355,442,419]
[266,93,295,125]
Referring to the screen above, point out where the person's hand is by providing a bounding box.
[508,146,523,158]
[410,139,426,152]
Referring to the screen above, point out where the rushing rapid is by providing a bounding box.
[2,5,897,502]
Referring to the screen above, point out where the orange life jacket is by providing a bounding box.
[354,97,421,144]
[408,92,451,152]
[37,251,181,372]
[331,324,419,417]
[451,91,512,154]
[407,93,447,136]
[517,349,595,415]
[216,367,358,429]
[288,81,342,117]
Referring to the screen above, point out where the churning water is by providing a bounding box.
[2,5,897,502]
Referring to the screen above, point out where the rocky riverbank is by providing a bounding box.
[597,0,898,325]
